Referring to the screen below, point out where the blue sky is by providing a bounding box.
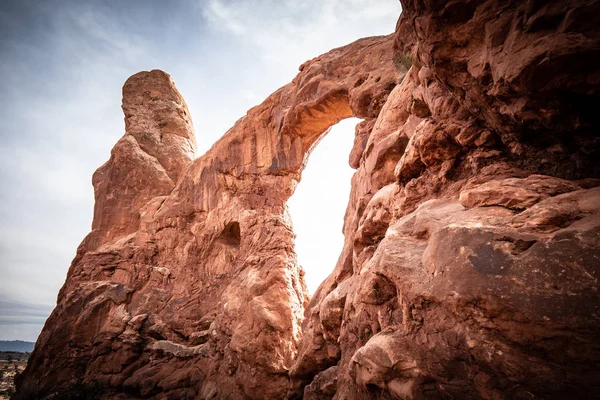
[0,0,401,341]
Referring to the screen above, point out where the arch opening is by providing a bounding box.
[287,117,360,295]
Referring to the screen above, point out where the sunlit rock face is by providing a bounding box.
[90,70,197,250]
[15,0,600,399]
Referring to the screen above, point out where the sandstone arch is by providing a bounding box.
[17,35,400,400]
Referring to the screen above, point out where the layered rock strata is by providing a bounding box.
[15,0,600,399]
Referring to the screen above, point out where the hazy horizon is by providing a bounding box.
[0,0,402,342]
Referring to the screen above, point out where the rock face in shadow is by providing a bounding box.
[15,1,600,399]
[291,0,600,399]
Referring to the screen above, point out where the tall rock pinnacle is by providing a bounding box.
[90,70,196,248]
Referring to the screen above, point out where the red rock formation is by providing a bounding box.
[291,1,600,398]
[15,1,600,399]
[16,37,399,400]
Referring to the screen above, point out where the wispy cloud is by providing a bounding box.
[0,300,53,322]
[0,300,53,341]
[201,0,400,75]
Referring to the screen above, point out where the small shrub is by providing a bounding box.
[394,50,412,72]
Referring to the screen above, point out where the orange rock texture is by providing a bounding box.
[15,1,600,399]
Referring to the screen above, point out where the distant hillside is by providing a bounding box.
[0,340,34,352]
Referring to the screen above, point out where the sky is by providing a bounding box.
[0,0,402,341]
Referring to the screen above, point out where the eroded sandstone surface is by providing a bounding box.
[15,0,600,399]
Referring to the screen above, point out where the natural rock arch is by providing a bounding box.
[17,35,400,400]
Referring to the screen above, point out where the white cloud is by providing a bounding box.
[204,0,249,35]
[201,0,400,73]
